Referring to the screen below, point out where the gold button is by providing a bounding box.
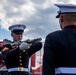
[20,63,22,66]
[19,56,22,58]
[23,50,26,52]
[19,60,22,62]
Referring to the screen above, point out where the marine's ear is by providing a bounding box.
[60,15,63,23]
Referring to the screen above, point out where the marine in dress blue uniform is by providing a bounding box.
[2,24,42,75]
[42,4,76,75]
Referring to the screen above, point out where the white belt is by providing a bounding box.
[55,67,76,74]
[8,67,29,72]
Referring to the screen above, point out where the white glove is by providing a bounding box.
[19,42,31,50]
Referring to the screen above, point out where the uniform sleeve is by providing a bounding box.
[42,35,55,75]
[28,42,42,56]
[2,45,10,59]
[2,45,20,59]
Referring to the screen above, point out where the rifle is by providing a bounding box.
[3,38,42,49]
[25,38,42,44]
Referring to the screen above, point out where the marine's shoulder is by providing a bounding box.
[47,30,63,38]
[45,30,65,44]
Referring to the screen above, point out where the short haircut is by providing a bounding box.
[62,13,76,23]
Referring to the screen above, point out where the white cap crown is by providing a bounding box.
[54,3,76,18]
[9,24,26,34]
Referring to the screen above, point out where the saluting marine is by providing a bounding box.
[2,24,42,75]
[43,3,76,75]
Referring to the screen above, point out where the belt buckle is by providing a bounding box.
[18,67,24,71]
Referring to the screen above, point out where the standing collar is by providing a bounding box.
[63,25,76,30]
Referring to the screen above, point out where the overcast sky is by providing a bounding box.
[0,0,76,41]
